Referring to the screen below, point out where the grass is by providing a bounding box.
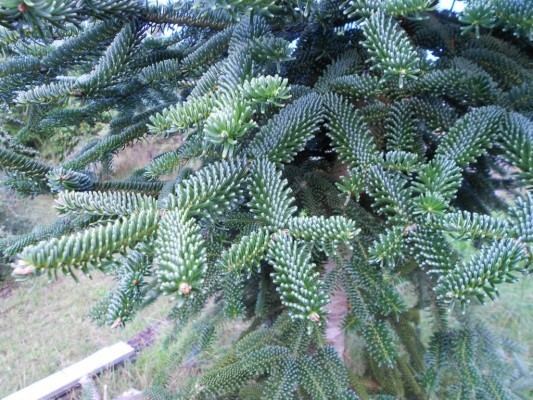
[92,307,250,397]
[2,271,530,399]
[0,273,171,398]
[474,275,533,354]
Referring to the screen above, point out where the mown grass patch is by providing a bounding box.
[0,273,170,398]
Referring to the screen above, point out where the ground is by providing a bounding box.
[0,273,170,398]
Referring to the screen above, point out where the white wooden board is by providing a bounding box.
[3,341,135,400]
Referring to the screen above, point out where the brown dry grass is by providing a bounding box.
[110,136,183,179]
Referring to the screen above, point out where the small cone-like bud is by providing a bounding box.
[111,318,123,329]
[179,282,192,296]
[12,259,36,276]
[308,312,321,323]
[18,3,29,13]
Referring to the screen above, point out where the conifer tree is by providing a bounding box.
[0,0,532,398]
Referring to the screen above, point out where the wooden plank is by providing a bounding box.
[3,342,135,400]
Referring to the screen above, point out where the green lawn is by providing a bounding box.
[474,276,533,354]
[1,272,530,399]
[0,274,171,398]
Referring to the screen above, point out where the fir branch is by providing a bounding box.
[101,250,152,326]
[367,165,414,225]
[169,158,248,218]
[412,155,462,204]
[62,120,149,170]
[499,112,532,187]
[267,233,328,323]
[93,180,164,195]
[248,158,297,228]
[369,226,408,270]
[325,74,381,100]
[247,93,324,163]
[361,10,421,86]
[385,99,419,154]
[143,149,182,180]
[219,227,271,273]
[437,106,504,166]
[431,210,509,240]
[148,94,214,135]
[142,4,232,30]
[0,214,93,257]
[323,93,380,168]
[438,238,528,305]
[19,209,159,272]
[508,193,533,243]
[155,208,207,297]
[288,216,359,247]
[0,146,51,179]
[55,191,157,216]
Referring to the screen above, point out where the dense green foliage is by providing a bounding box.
[0,0,532,398]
